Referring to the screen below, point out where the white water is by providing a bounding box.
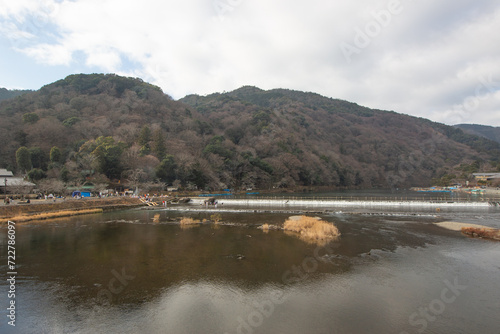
[191,198,493,209]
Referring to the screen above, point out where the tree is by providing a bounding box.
[27,168,47,181]
[50,146,62,164]
[29,147,47,170]
[22,112,39,124]
[60,167,70,183]
[126,168,147,192]
[138,125,152,155]
[187,163,208,189]
[90,137,125,180]
[16,146,32,173]
[37,179,66,195]
[156,155,177,184]
[152,129,167,160]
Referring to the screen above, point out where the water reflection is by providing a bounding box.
[1,209,499,333]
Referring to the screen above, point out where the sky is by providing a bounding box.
[1,0,500,126]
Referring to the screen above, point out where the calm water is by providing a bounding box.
[1,200,499,334]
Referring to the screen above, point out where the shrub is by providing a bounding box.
[283,216,340,245]
[461,227,500,241]
[180,217,200,225]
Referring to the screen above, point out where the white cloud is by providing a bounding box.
[1,0,500,125]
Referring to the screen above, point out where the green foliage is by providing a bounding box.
[156,155,177,183]
[138,125,152,145]
[245,154,273,174]
[252,110,271,131]
[203,135,233,159]
[225,126,244,144]
[60,167,70,183]
[50,146,62,163]
[29,147,47,170]
[27,168,47,181]
[187,163,208,189]
[152,129,167,160]
[14,131,28,146]
[16,146,32,173]
[138,125,152,155]
[195,120,213,135]
[63,117,81,127]
[80,136,125,179]
[22,112,39,124]
[459,160,481,174]
[59,74,105,93]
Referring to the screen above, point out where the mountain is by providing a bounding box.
[1,74,499,191]
[181,86,500,188]
[0,88,32,101]
[455,124,500,144]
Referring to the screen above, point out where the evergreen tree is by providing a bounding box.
[156,155,177,183]
[152,129,167,160]
[138,125,152,155]
[16,146,32,173]
[50,146,62,163]
[29,147,47,170]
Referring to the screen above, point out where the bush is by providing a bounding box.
[27,168,47,181]
[283,216,340,245]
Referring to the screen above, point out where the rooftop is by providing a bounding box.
[0,168,14,177]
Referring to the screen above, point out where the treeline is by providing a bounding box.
[1,74,499,193]
[0,88,32,101]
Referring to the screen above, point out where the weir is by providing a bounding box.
[189,197,495,209]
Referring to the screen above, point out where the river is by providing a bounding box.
[1,194,499,333]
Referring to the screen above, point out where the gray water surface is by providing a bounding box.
[1,207,499,334]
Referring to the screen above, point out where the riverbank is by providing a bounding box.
[434,221,500,241]
[0,197,145,224]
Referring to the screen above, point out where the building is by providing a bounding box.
[0,168,36,193]
[473,173,500,182]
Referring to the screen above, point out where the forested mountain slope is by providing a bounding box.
[1,74,498,190]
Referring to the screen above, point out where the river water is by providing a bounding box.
[1,196,499,334]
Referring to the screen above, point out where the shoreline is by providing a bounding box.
[0,197,145,224]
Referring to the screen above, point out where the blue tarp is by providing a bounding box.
[72,191,91,197]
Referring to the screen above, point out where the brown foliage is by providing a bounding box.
[461,227,500,241]
[283,216,340,245]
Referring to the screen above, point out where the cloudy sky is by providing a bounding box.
[1,0,499,126]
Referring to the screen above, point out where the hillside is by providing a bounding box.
[1,74,499,192]
[455,124,500,144]
[0,88,32,101]
[181,86,500,188]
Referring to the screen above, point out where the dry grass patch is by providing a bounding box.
[283,215,340,245]
[259,223,280,233]
[461,227,500,241]
[179,217,201,229]
[210,213,222,224]
[0,209,103,224]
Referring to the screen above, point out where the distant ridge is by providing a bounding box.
[0,87,32,101]
[455,124,500,144]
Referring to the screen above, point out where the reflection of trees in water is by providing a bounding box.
[13,211,434,305]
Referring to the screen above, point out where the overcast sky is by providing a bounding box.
[1,0,499,126]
